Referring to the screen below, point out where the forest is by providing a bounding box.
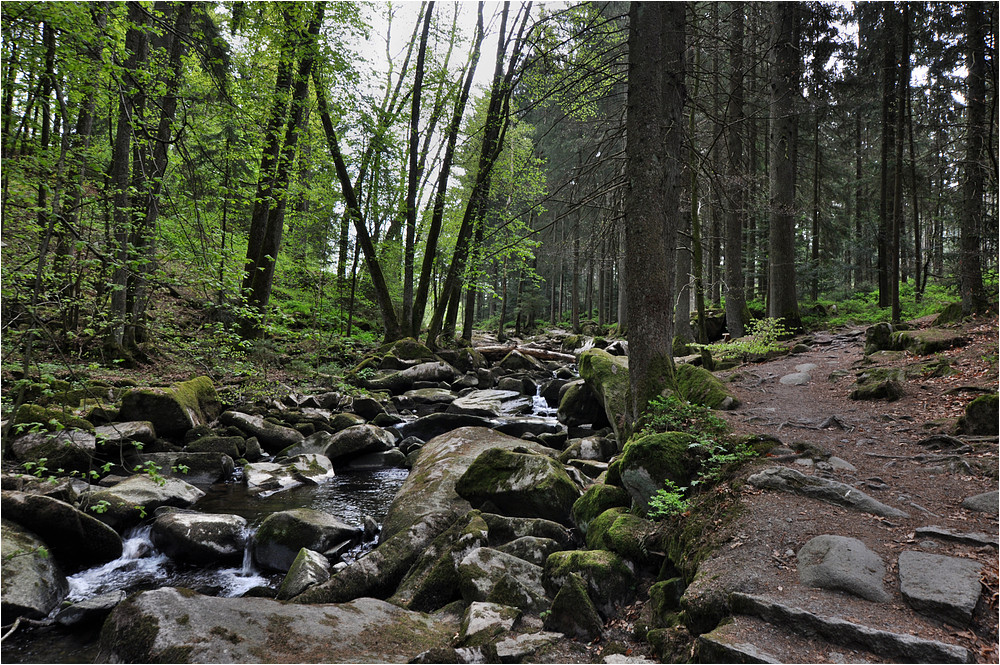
[1,3,999,663]
[1,1,996,384]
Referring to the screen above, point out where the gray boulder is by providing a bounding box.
[797,535,889,602]
[455,447,581,525]
[97,588,457,663]
[220,411,304,454]
[898,551,982,625]
[275,548,331,600]
[55,590,127,627]
[185,435,243,459]
[496,536,567,566]
[557,380,608,428]
[543,572,603,641]
[396,413,498,442]
[457,547,549,612]
[151,512,248,565]
[494,417,563,438]
[543,549,636,617]
[364,361,459,394]
[956,393,998,435]
[252,508,361,572]
[84,475,205,530]
[11,429,96,474]
[1,519,68,623]
[1,490,122,568]
[135,452,235,487]
[321,424,394,464]
[95,421,157,449]
[481,513,575,549]
[457,601,522,647]
[345,449,408,471]
[448,389,524,418]
[243,462,304,496]
[287,454,336,483]
[380,427,556,542]
[559,436,617,464]
[962,490,999,515]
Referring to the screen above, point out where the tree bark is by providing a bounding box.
[960,1,989,315]
[625,2,685,420]
[724,1,747,338]
[767,1,802,330]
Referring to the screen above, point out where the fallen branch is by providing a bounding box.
[474,344,576,363]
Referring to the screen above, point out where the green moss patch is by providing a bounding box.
[673,364,738,410]
[571,484,631,535]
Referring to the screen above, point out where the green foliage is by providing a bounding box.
[694,317,789,362]
[637,394,727,442]
[647,479,690,519]
[803,283,961,328]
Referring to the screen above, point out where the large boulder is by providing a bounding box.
[455,448,581,525]
[498,350,545,373]
[570,484,631,535]
[94,421,157,450]
[321,425,395,464]
[617,432,701,510]
[448,390,528,418]
[118,376,220,438]
[578,349,632,442]
[1,519,68,623]
[363,361,459,394]
[481,513,574,549]
[220,411,304,454]
[543,572,603,641]
[898,551,982,625]
[559,436,617,464]
[674,363,739,410]
[457,547,549,613]
[84,475,205,530]
[11,429,96,474]
[390,511,490,612]
[849,368,905,401]
[556,381,609,428]
[135,452,235,487]
[97,588,457,663]
[13,404,95,433]
[151,512,248,565]
[543,549,636,617]
[252,508,361,572]
[380,427,555,543]
[1,491,122,568]
[456,601,522,648]
[892,328,967,356]
[397,413,498,441]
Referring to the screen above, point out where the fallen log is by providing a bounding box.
[474,344,576,363]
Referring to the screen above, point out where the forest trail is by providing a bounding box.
[690,322,999,664]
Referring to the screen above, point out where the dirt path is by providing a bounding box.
[692,322,999,663]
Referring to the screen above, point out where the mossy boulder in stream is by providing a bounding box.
[118,376,220,438]
[11,429,96,474]
[617,432,700,511]
[556,381,609,428]
[674,363,739,410]
[252,508,362,572]
[543,572,603,640]
[151,512,248,565]
[1,519,68,623]
[456,547,549,613]
[579,348,632,442]
[13,404,95,433]
[455,448,581,525]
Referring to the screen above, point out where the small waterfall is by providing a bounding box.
[531,384,557,418]
[67,526,168,601]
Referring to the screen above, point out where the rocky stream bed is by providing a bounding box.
[1,318,997,663]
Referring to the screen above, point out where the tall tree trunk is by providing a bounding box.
[402,2,435,334]
[890,3,909,323]
[625,2,685,419]
[960,1,989,315]
[688,37,708,345]
[767,1,801,330]
[907,85,922,300]
[412,4,484,336]
[724,1,747,338]
[811,113,821,302]
[877,5,897,309]
[572,208,581,332]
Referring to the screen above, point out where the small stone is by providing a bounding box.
[961,490,999,516]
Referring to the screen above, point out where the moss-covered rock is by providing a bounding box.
[13,404,95,433]
[542,549,636,617]
[118,376,220,438]
[185,435,243,459]
[864,322,904,355]
[561,335,583,352]
[83,475,205,531]
[617,432,700,510]
[329,412,367,432]
[571,484,631,535]
[275,548,331,601]
[957,394,999,435]
[893,328,968,356]
[849,368,905,401]
[674,364,738,410]
[579,349,632,442]
[933,301,964,326]
[498,350,545,372]
[672,336,694,357]
[603,513,659,565]
[585,507,628,550]
[481,513,574,549]
[385,337,439,362]
[455,448,581,525]
[390,511,489,612]
[1,519,69,623]
[542,572,603,641]
[457,601,522,647]
[648,577,686,626]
